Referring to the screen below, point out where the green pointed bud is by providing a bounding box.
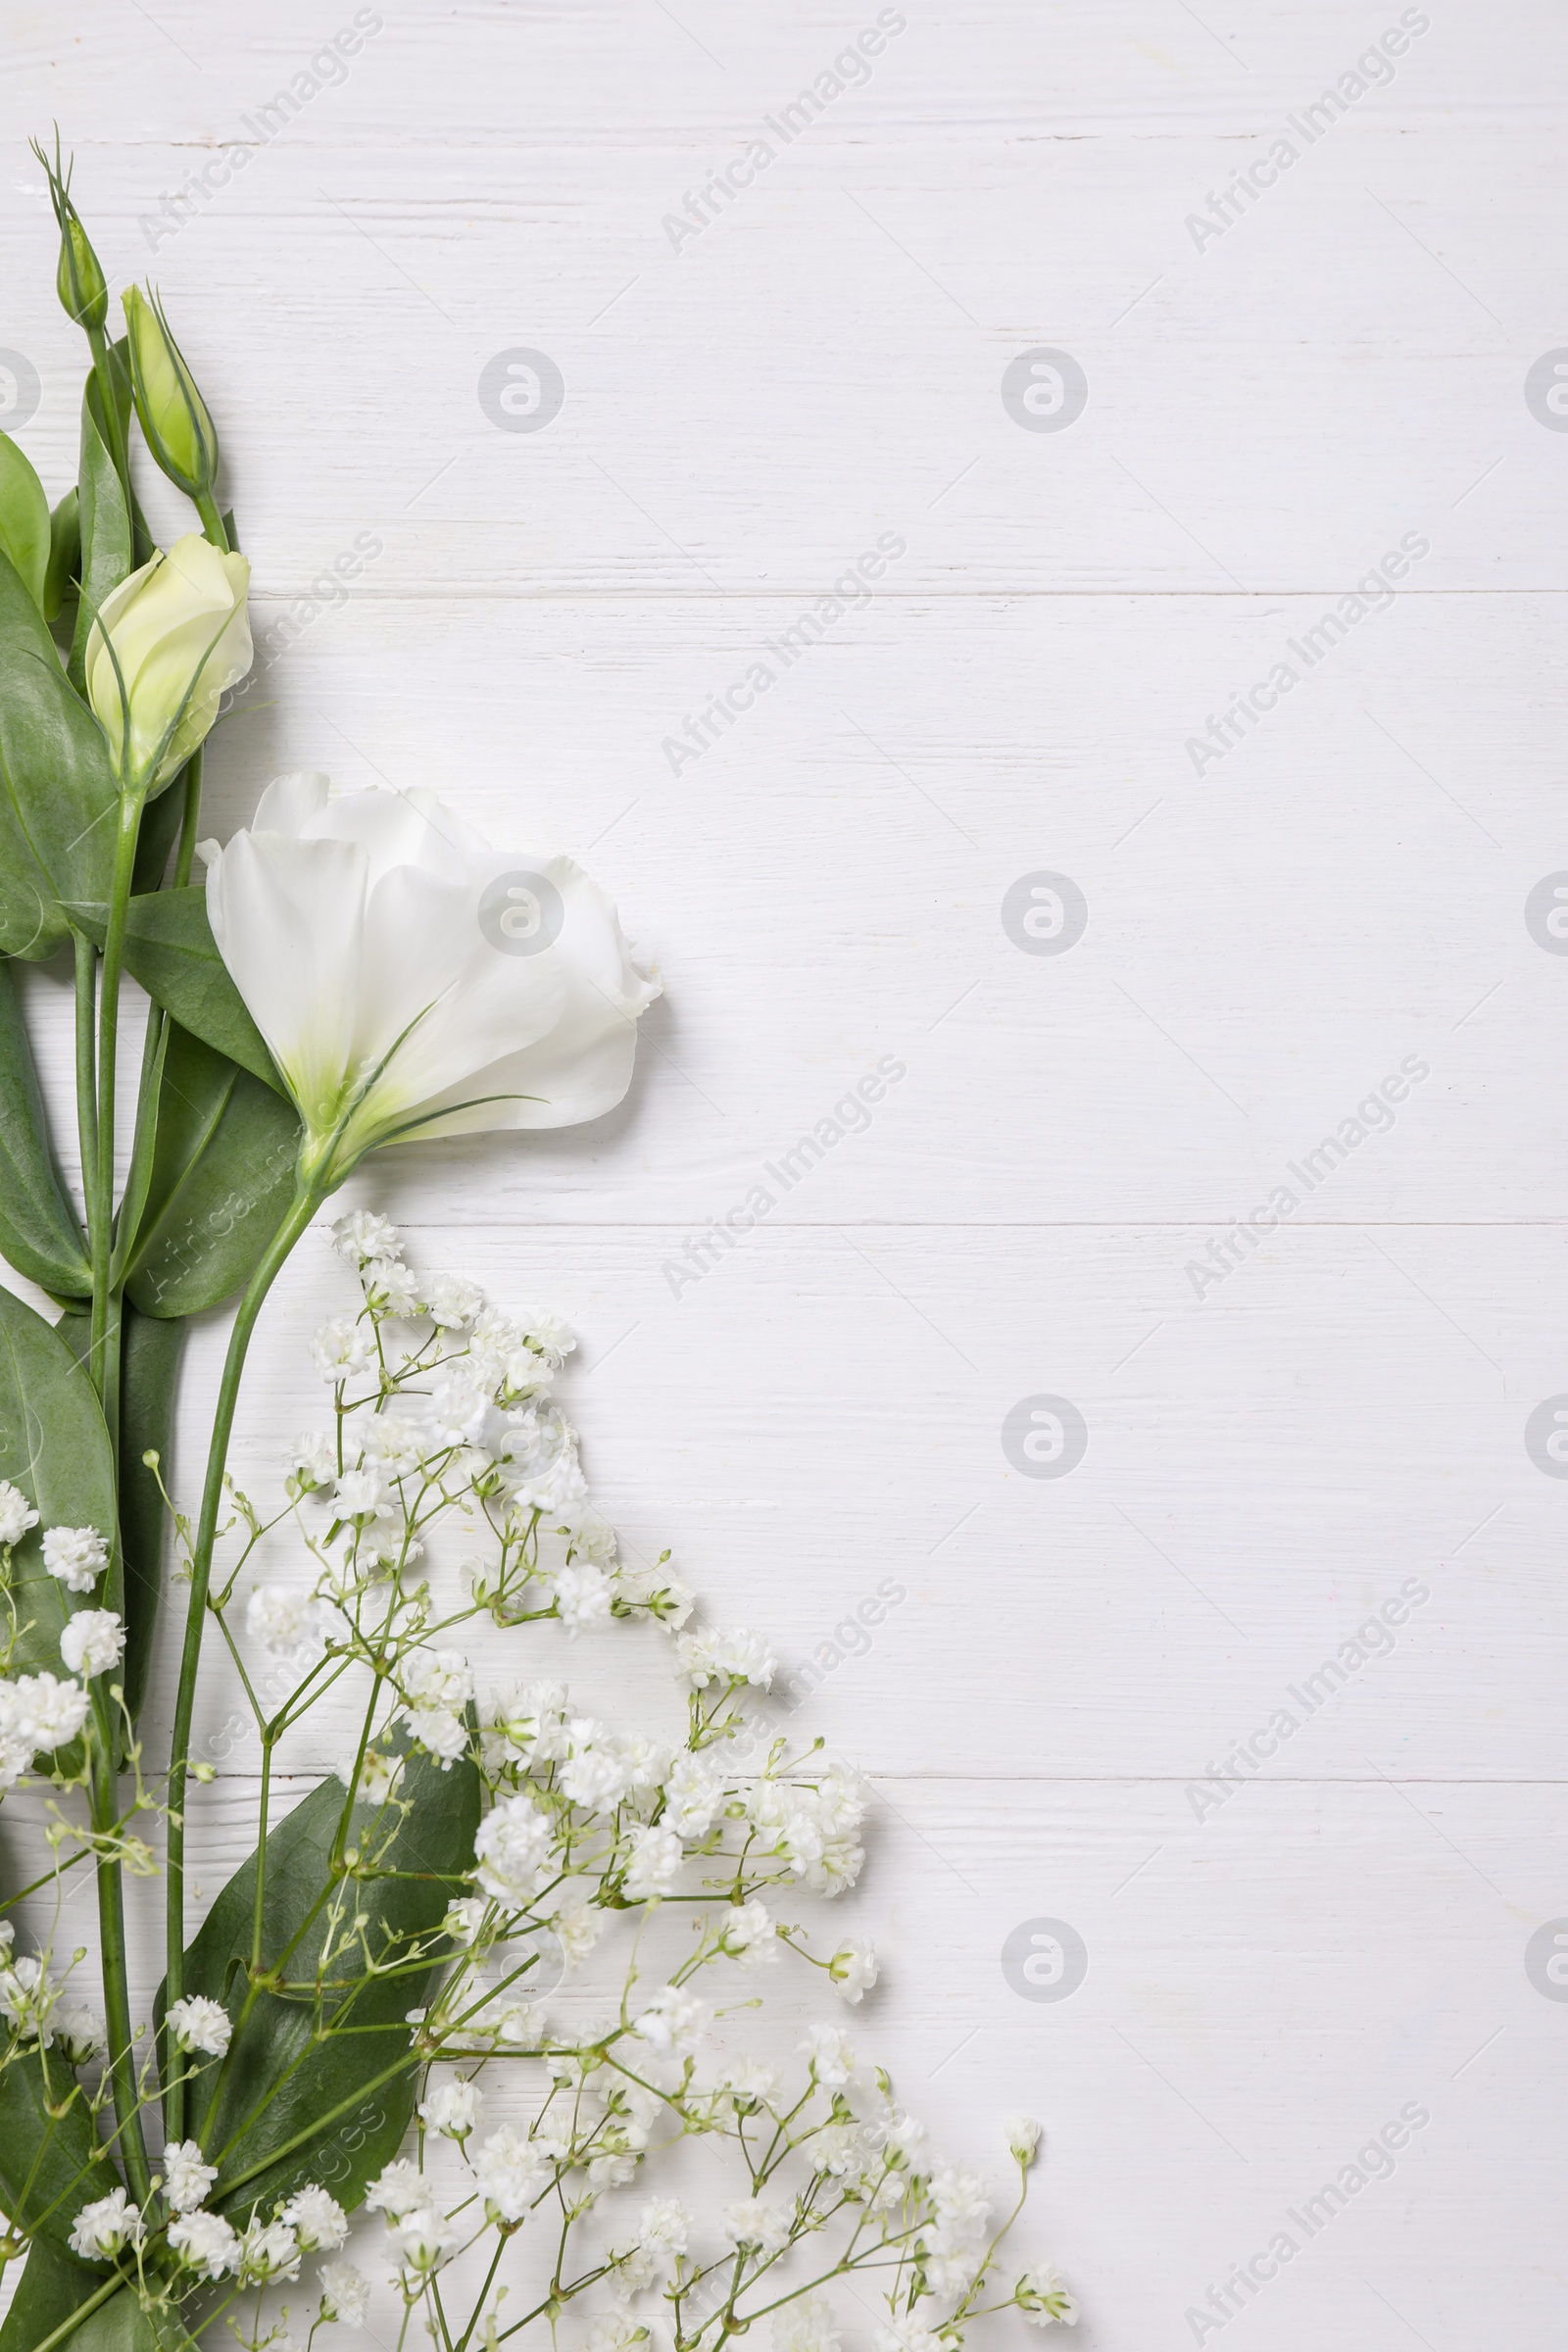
[30,134,109,332]
[121,284,220,502]
[57,212,108,332]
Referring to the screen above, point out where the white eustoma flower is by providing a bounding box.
[0,1482,38,1547]
[167,1993,232,2056]
[60,1609,124,1681]
[162,2138,218,2212]
[201,773,660,1174]
[41,1526,108,1592]
[86,533,252,790]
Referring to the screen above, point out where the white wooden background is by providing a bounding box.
[4,3,1568,2343]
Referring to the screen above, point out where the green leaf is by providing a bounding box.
[172,1748,479,2223]
[0,960,90,1297]
[0,2046,122,2256]
[0,432,51,613]
[67,395,132,700]
[63,894,284,1098]
[0,2233,110,2352]
[44,488,79,630]
[0,549,120,961]
[0,1285,120,1684]
[130,777,186,898]
[56,2288,197,2351]
[117,1307,182,1724]
[122,1024,301,1320]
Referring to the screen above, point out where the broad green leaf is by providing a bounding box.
[0,550,120,960]
[117,1307,181,1724]
[67,396,131,699]
[63,895,284,1098]
[0,431,51,613]
[0,2233,111,2352]
[122,1024,300,1321]
[0,1285,120,1684]
[44,488,79,629]
[0,961,90,1297]
[172,1748,479,2222]
[0,2046,122,2255]
[130,775,187,897]
[58,2287,197,2351]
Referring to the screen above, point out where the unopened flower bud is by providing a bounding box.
[122,284,220,501]
[58,215,108,332]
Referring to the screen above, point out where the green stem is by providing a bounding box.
[194,489,229,552]
[163,1172,327,2142]
[88,789,146,1413]
[72,927,97,1231]
[84,324,131,508]
[88,1691,149,2205]
[173,746,205,886]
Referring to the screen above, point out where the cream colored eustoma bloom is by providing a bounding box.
[86,531,251,791]
[201,772,660,1170]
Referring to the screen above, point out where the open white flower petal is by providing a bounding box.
[205,827,365,1126]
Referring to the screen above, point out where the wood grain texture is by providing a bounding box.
[0,1,1564,2342]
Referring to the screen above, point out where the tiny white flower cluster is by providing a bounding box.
[92,1223,1075,2350]
[0,1483,117,1792]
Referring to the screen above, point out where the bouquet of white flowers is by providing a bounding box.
[0,145,1078,2350]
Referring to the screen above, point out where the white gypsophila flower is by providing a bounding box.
[773,2294,843,2352]
[364,2158,426,2219]
[473,2125,557,2222]
[636,2197,691,2256]
[406,1704,468,1766]
[886,2112,931,2173]
[551,1561,612,1635]
[332,1465,384,1519]
[927,2165,990,2260]
[631,1985,708,2061]
[0,1953,53,2042]
[281,2184,348,2250]
[875,2327,953,2352]
[674,1626,775,1689]
[587,2316,648,2352]
[167,1993,232,2057]
[0,1672,91,1786]
[41,1526,108,1593]
[423,1371,490,1448]
[287,1430,338,1491]
[1006,2114,1043,2165]
[483,1678,570,1762]
[54,2001,105,2065]
[59,1609,125,1681]
[319,2260,371,2325]
[359,1411,430,1476]
[400,1645,473,1712]
[723,2196,791,2253]
[69,2187,144,2260]
[388,2205,459,2274]
[472,1790,551,1909]
[622,1823,683,1901]
[246,1584,326,1662]
[441,1894,488,1946]
[613,1556,695,1625]
[538,1878,606,1967]
[168,2209,241,2279]
[365,1254,422,1316]
[238,2215,301,2282]
[802,2025,856,2087]
[717,2057,781,2114]
[162,2139,217,2213]
[309,1315,372,1381]
[419,2077,483,2139]
[561,1508,614,1565]
[1016,2263,1079,2327]
[333,1209,402,1265]
[718,1898,778,1966]
[661,1750,724,1839]
[827,1938,878,2004]
[337,1744,404,1807]
[0,1481,38,1547]
[558,1718,632,1810]
[423,1271,485,1327]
